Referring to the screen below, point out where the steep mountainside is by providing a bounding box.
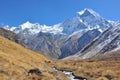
[59,29,101,58]
[0,36,69,80]
[72,22,120,59]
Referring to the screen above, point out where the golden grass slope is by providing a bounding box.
[0,36,69,80]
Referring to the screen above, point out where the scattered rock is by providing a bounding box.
[28,68,42,76]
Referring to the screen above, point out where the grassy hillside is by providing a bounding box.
[0,36,69,80]
[56,50,120,80]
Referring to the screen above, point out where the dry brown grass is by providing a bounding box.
[0,36,69,80]
[56,51,120,80]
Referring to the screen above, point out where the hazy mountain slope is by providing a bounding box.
[25,32,65,58]
[0,36,69,80]
[0,28,24,46]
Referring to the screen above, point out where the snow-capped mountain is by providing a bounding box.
[3,8,114,59]
[59,9,112,58]
[6,21,63,37]
[61,8,112,35]
[7,8,111,36]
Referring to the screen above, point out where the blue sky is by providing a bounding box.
[0,0,120,26]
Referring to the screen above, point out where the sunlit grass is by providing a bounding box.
[0,36,69,80]
[56,51,120,80]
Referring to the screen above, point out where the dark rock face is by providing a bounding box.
[59,29,101,59]
[0,28,24,46]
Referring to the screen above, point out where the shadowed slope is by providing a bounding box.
[0,28,24,46]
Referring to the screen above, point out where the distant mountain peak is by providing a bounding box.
[20,21,39,30]
[77,8,101,18]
